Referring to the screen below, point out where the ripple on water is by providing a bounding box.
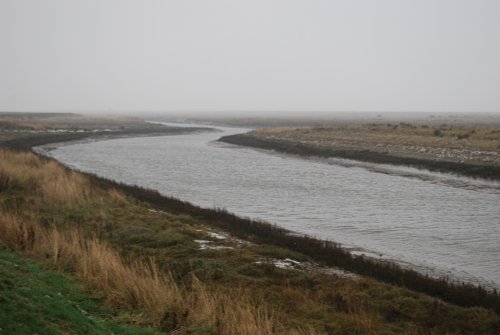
[44,123,500,288]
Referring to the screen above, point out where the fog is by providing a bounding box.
[1,0,499,113]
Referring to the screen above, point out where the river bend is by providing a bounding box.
[43,123,500,287]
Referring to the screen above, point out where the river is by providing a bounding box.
[41,122,500,288]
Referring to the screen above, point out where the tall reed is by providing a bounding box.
[0,149,93,206]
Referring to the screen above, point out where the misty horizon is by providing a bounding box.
[1,1,500,113]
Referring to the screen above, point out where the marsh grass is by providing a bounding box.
[252,124,500,151]
[0,150,318,334]
[220,132,500,179]
[1,150,500,334]
[0,211,314,334]
[220,124,500,180]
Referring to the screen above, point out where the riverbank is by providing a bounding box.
[219,124,500,180]
[1,123,213,152]
[1,149,500,334]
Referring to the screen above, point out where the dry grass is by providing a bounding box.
[250,124,500,166]
[0,113,143,130]
[0,212,315,334]
[253,124,500,151]
[0,150,94,206]
[0,150,319,334]
[0,213,178,320]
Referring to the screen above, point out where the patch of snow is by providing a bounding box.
[208,232,227,240]
[205,230,253,246]
[255,258,302,270]
[194,239,233,250]
[255,258,360,279]
[234,238,252,246]
[194,239,210,250]
[209,245,233,250]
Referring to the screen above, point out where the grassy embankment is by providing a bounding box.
[219,124,500,179]
[0,244,159,335]
[1,149,500,334]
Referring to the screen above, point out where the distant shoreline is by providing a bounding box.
[219,133,500,180]
[1,124,214,152]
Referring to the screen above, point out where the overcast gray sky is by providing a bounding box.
[1,0,499,113]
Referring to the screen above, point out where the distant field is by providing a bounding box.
[0,112,211,151]
[220,123,500,179]
[0,112,143,130]
[251,123,500,166]
[175,111,500,128]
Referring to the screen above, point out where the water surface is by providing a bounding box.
[45,123,500,287]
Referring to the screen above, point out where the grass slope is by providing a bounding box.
[0,244,159,335]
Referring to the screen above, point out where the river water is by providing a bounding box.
[42,123,500,287]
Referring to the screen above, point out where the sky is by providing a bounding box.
[0,0,499,113]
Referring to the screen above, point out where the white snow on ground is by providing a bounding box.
[147,209,359,279]
[255,258,359,279]
[208,232,227,240]
[194,239,233,250]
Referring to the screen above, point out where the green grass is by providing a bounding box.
[0,243,160,335]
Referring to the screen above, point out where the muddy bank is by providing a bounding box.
[68,166,500,313]
[219,133,500,180]
[1,124,214,151]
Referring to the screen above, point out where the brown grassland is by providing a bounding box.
[219,123,500,179]
[1,149,500,334]
[248,124,500,166]
[0,112,210,152]
[0,112,143,130]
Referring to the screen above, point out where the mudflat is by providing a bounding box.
[218,123,500,179]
